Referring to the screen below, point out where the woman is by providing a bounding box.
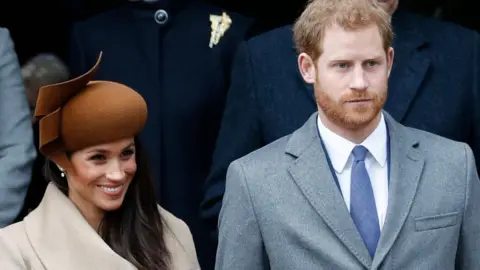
[0,53,200,270]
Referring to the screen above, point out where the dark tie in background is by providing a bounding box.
[350,145,380,258]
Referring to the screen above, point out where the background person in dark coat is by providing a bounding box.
[201,0,480,239]
[67,0,253,268]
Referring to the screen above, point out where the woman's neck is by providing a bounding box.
[68,191,104,231]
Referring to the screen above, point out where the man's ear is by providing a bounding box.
[387,47,394,77]
[298,53,316,84]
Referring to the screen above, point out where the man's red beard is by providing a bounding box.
[315,87,387,130]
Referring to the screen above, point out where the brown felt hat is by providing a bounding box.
[34,52,147,171]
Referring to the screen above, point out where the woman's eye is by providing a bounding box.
[121,149,135,157]
[90,154,106,161]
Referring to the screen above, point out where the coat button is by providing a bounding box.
[154,9,168,24]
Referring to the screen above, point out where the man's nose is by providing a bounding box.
[349,66,369,91]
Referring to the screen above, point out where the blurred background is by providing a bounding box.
[0,0,477,66]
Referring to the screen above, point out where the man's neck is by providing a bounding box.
[319,113,382,144]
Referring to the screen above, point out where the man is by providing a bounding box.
[201,0,480,238]
[215,0,480,268]
[0,28,36,226]
[67,0,253,268]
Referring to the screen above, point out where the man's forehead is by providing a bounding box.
[323,23,383,42]
[320,24,384,58]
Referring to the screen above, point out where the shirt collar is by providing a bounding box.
[317,113,388,173]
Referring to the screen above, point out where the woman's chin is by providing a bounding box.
[98,199,125,212]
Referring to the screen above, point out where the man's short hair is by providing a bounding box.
[293,0,393,61]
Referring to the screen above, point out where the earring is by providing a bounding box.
[57,166,65,178]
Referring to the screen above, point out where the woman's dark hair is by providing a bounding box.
[44,137,170,269]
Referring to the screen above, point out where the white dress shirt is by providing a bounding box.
[317,114,389,230]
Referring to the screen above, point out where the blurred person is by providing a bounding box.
[68,0,254,267]
[201,0,480,240]
[22,53,70,111]
[216,0,480,268]
[13,53,71,222]
[0,28,36,227]
[0,54,199,269]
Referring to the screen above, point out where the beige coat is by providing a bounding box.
[0,183,200,270]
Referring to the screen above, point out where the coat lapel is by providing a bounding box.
[286,113,373,269]
[372,113,425,269]
[24,183,137,270]
[384,11,430,122]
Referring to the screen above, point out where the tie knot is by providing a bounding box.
[352,145,368,162]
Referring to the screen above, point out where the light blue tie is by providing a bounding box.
[350,145,380,258]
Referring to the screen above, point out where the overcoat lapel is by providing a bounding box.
[24,183,137,270]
